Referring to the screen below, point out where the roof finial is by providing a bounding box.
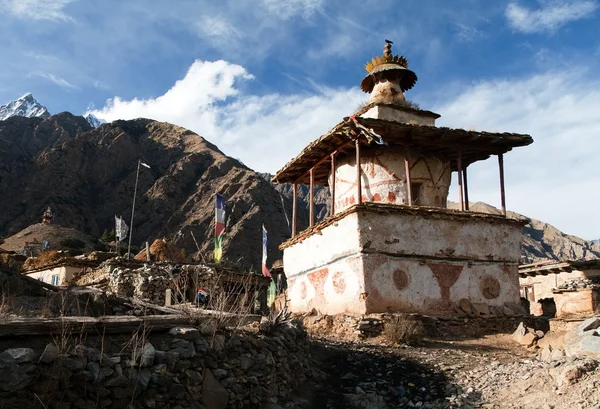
[384,39,393,59]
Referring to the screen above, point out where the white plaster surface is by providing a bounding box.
[26,266,81,286]
[358,210,523,262]
[283,213,361,277]
[360,106,436,126]
[287,255,366,315]
[331,146,451,213]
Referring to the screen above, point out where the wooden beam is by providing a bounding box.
[457,152,464,211]
[463,166,469,211]
[309,168,315,226]
[292,182,297,237]
[404,153,412,206]
[330,152,336,215]
[498,154,506,216]
[356,139,362,205]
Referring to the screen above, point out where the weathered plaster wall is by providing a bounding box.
[283,208,523,315]
[360,105,436,126]
[368,80,406,105]
[26,266,81,286]
[283,213,361,277]
[361,254,519,313]
[331,147,451,213]
[358,210,523,262]
[554,289,600,318]
[287,255,366,315]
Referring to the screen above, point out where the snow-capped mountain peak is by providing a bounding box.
[0,93,51,121]
[84,113,106,128]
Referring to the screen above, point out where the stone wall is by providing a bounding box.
[0,322,311,409]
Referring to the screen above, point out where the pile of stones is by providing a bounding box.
[556,277,600,291]
[107,265,180,305]
[0,321,313,409]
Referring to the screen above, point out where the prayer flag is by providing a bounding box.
[214,193,226,263]
[115,215,129,242]
[140,162,151,169]
[262,224,271,277]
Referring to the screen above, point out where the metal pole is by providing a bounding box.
[463,166,470,211]
[498,154,506,216]
[457,153,464,211]
[127,160,141,259]
[405,153,412,206]
[356,139,362,205]
[309,168,314,227]
[292,183,297,237]
[330,153,336,216]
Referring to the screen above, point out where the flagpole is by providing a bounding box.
[127,160,141,259]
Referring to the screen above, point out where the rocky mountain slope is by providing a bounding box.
[0,114,306,270]
[268,179,599,264]
[0,93,49,120]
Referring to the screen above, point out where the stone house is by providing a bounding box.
[272,41,533,315]
[519,259,600,318]
[26,261,95,286]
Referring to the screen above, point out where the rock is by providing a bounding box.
[138,368,152,390]
[202,368,229,409]
[0,351,32,392]
[564,317,600,358]
[504,302,527,316]
[550,348,565,361]
[472,303,490,316]
[459,299,474,314]
[63,357,86,370]
[39,344,59,363]
[538,345,553,362]
[553,359,598,390]
[138,342,156,367]
[512,323,537,347]
[5,348,35,363]
[213,335,226,352]
[169,327,200,340]
[503,306,516,317]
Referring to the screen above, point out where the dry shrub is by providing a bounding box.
[23,250,63,270]
[0,291,16,316]
[384,314,425,345]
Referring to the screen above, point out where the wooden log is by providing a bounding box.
[457,152,464,211]
[404,153,412,206]
[292,182,297,237]
[356,139,362,205]
[309,169,314,226]
[330,152,336,215]
[498,154,506,216]
[463,166,470,211]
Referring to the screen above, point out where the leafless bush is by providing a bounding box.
[384,314,425,345]
[260,299,291,335]
[0,291,16,316]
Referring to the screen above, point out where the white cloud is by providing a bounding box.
[30,71,79,90]
[0,0,76,21]
[506,0,598,33]
[261,0,322,19]
[435,70,600,239]
[89,59,363,173]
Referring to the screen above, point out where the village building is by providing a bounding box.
[272,41,533,315]
[26,260,97,286]
[519,259,600,318]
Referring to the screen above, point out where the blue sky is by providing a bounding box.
[0,0,599,240]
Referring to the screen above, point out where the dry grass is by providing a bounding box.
[384,314,425,345]
[23,250,64,270]
[0,291,16,316]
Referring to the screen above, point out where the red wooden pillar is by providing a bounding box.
[463,166,470,211]
[330,152,336,215]
[405,154,412,206]
[356,139,362,205]
[292,182,297,237]
[457,153,464,211]
[498,154,506,216]
[309,168,315,226]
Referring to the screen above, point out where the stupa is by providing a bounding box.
[272,41,534,315]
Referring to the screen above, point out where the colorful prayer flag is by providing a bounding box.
[262,224,271,277]
[214,193,226,263]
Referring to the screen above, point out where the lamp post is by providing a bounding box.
[127,159,151,259]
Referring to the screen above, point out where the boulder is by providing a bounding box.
[39,344,59,363]
[5,348,35,363]
[512,322,537,347]
[563,316,600,358]
[472,303,490,316]
[137,342,155,367]
[459,298,474,314]
[504,302,527,316]
[202,369,229,409]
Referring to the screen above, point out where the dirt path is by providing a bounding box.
[292,334,600,409]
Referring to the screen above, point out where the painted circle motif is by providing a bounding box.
[393,269,409,291]
[332,271,346,294]
[481,276,501,299]
[299,282,307,300]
